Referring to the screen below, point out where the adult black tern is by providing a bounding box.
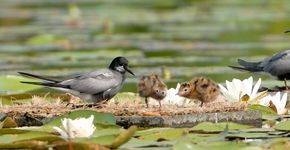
[18,56,135,103]
[229,50,290,88]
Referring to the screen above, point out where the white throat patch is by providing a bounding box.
[116,66,125,72]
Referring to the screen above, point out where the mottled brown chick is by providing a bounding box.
[138,74,167,108]
[178,77,220,107]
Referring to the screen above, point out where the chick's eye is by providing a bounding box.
[184,89,188,92]
[156,89,159,93]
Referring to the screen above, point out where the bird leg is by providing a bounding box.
[158,101,162,111]
[200,101,204,107]
[284,78,289,90]
[145,97,149,108]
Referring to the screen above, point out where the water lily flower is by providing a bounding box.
[262,92,288,115]
[258,95,271,107]
[53,115,96,139]
[218,76,266,103]
[162,83,191,106]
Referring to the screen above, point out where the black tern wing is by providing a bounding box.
[262,50,290,76]
[61,69,121,94]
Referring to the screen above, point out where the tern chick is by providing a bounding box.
[178,77,220,107]
[138,74,167,108]
[19,56,135,103]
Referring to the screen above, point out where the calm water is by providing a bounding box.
[0,0,290,96]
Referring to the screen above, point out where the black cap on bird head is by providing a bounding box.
[109,56,135,76]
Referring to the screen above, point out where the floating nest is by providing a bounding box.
[0,95,246,119]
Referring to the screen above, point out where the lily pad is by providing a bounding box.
[247,104,277,116]
[136,128,188,141]
[247,104,279,121]
[274,120,290,131]
[110,126,137,149]
[190,122,254,133]
[0,75,40,94]
[0,129,58,144]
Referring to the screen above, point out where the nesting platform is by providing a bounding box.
[0,98,262,128]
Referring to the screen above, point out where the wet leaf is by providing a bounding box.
[53,141,109,150]
[0,129,58,144]
[110,125,137,149]
[2,117,17,128]
[0,75,40,94]
[247,104,278,120]
[137,128,188,141]
[73,135,117,145]
[120,138,173,149]
[0,140,47,149]
[190,122,253,133]
[274,120,290,131]
[173,138,247,150]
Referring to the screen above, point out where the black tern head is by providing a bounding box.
[18,56,135,103]
[109,57,135,76]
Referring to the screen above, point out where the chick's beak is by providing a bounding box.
[124,66,135,76]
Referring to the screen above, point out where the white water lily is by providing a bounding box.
[162,83,191,106]
[53,115,96,139]
[259,95,271,107]
[218,76,266,103]
[261,92,288,115]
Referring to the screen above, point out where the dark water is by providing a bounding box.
[0,0,290,95]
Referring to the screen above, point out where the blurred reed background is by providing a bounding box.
[0,0,290,92]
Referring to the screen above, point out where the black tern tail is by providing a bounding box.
[19,56,135,103]
[229,59,263,72]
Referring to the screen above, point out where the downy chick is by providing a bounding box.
[178,77,220,107]
[138,74,167,108]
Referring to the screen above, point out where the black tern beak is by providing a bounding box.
[284,29,290,33]
[125,66,135,76]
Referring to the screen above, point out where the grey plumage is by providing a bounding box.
[230,50,290,81]
[19,56,135,103]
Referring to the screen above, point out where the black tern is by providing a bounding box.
[229,50,290,88]
[18,56,135,103]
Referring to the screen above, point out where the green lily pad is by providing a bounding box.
[0,140,48,149]
[137,128,188,141]
[190,122,254,133]
[72,135,117,146]
[0,129,58,144]
[247,105,277,116]
[0,75,40,94]
[120,138,173,149]
[110,126,137,149]
[173,138,247,150]
[274,120,290,131]
[226,132,278,140]
[52,141,109,150]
